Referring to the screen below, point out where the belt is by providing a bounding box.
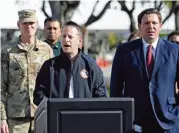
[10,117,34,121]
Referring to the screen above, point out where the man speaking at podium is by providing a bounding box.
[33,21,107,106]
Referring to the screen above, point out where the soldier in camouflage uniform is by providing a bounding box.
[1,9,53,133]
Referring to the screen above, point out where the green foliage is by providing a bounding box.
[107,32,125,49]
[108,32,118,48]
[159,32,168,38]
[164,1,172,8]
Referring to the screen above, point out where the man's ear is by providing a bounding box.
[138,23,140,31]
[17,21,20,29]
[159,23,162,31]
[79,36,83,49]
[36,21,39,28]
[80,36,83,43]
[58,28,62,37]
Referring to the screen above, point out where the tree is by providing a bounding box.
[42,1,80,25]
[42,0,112,54]
[83,1,111,27]
[175,1,179,31]
[117,0,179,32]
[117,1,137,32]
[162,1,179,31]
[42,0,111,27]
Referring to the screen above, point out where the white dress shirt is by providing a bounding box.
[142,38,159,65]
[69,76,74,98]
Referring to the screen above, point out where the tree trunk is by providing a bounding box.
[49,1,61,19]
[175,2,179,31]
[175,9,179,31]
[48,1,80,25]
[129,14,137,32]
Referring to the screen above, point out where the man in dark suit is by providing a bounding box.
[110,8,179,133]
[167,31,179,97]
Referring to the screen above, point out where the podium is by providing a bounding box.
[34,98,134,133]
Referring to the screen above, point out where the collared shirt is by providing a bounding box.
[69,76,74,98]
[142,38,159,65]
[45,40,61,57]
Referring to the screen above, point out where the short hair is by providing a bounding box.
[63,21,82,37]
[138,8,162,24]
[128,30,141,42]
[167,31,179,40]
[44,16,62,27]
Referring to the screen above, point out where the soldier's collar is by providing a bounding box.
[17,36,37,51]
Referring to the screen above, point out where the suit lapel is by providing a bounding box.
[151,39,165,78]
[134,39,148,76]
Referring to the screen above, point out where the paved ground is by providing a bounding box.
[101,65,112,88]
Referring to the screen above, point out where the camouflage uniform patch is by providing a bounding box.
[8,118,34,133]
[1,36,53,120]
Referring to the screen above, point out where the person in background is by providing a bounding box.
[110,8,179,133]
[1,9,53,133]
[33,21,107,106]
[167,31,179,45]
[127,30,142,42]
[44,17,62,56]
[167,31,179,95]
